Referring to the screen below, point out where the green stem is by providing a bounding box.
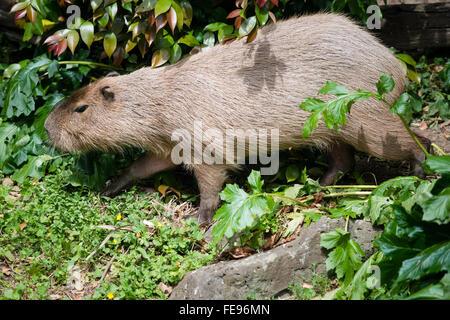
[57,61,120,70]
[378,96,429,158]
[327,185,377,189]
[431,143,447,156]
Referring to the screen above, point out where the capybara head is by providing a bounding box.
[45,73,129,153]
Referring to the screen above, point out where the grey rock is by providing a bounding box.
[169,217,381,300]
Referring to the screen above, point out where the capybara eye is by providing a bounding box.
[74,105,88,113]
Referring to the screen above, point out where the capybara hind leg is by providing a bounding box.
[192,165,228,224]
[101,152,175,197]
[320,141,355,185]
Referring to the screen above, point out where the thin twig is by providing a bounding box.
[99,254,116,282]
[86,230,114,261]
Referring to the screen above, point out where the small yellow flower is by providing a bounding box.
[107,293,114,300]
[113,239,117,245]
[157,222,163,228]
[137,232,141,238]
[176,262,181,267]
[116,213,122,221]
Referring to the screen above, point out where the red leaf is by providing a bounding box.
[166,7,177,34]
[155,14,167,33]
[234,16,243,29]
[256,0,267,8]
[226,9,241,19]
[268,11,276,23]
[270,0,279,6]
[148,10,156,27]
[113,47,125,66]
[55,40,68,56]
[14,10,27,20]
[44,34,62,45]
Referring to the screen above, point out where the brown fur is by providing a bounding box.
[45,13,425,222]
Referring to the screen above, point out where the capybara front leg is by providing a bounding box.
[320,141,355,186]
[192,165,228,224]
[101,152,175,197]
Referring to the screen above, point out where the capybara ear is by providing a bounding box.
[101,86,115,101]
[106,71,120,77]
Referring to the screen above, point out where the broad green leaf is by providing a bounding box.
[396,241,450,285]
[80,21,94,49]
[423,155,450,176]
[255,4,268,26]
[171,1,184,30]
[302,111,321,139]
[155,0,172,17]
[396,53,416,67]
[177,34,200,47]
[247,170,263,193]
[90,0,103,12]
[203,32,215,47]
[66,30,79,55]
[180,0,192,27]
[170,43,182,64]
[390,92,410,115]
[151,48,170,68]
[285,165,299,182]
[421,187,450,225]
[318,81,349,96]
[3,64,21,79]
[105,2,118,21]
[239,16,257,37]
[204,22,229,32]
[136,0,157,13]
[376,73,395,96]
[103,32,117,58]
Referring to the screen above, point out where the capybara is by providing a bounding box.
[45,13,426,223]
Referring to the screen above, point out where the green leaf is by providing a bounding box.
[239,16,257,37]
[255,5,268,26]
[170,43,182,64]
[376,73,395,96]
[136,0,157,13]
[390,92,410,115]
[204,22,229,32]
[421,187,450,225]
[90,0,102,12]
[302,111,321,139]
[80,21,94,49]
[318,81,349,96]
[406,273,450,300]
[103,32,117,58]
[320,228,348,250]
[177,34,200,47]
[2,64,21,79]
[11,155,53,183]
[155,0,172,17]
[395,241,450,285]
[396,53,416,67]
[180,0,192,27]
[151,48,170,68]
[203,31,215,47]
[423,155,450,176]
[285,165,299,182]
[247,170,263,193]
[66,30,79,55]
